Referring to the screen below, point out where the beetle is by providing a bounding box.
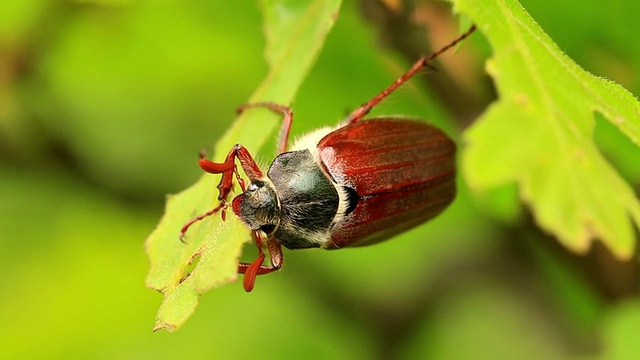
[181,25,476,292]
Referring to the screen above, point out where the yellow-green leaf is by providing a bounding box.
[145,0,342,332]
[455,0,640,257]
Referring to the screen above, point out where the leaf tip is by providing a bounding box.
[153,321,176,333]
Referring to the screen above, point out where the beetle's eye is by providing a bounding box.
[248,180,265,192]
[260,224,276,235]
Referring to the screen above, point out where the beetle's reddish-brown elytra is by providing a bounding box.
[181,25,476,292]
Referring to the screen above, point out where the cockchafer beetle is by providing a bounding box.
[181,25,476,292]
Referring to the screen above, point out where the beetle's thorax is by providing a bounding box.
[232,179,281,235]
[266,149,340,249]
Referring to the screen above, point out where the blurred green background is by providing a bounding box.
[1,0,639,358]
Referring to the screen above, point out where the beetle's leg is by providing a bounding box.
[238,231,283,292]
[199,144,263,201]
[343,24,476,124]
[181,145,263,239]
[237,102,294,153]
[179,201,227,241]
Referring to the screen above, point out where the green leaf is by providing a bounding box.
[145,0,342,332]
[600,301,640,360]
[455,0,640,257]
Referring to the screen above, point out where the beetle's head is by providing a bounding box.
[232,179,280,235]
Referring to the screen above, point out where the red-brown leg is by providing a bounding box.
[237,102,294,153]
[198,144,263,201]
[179,201,226,241]
[238,231,283,292]
[344,25,476,124]
[181,144,264,238]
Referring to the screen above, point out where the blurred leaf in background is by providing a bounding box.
[1,0,640,359]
